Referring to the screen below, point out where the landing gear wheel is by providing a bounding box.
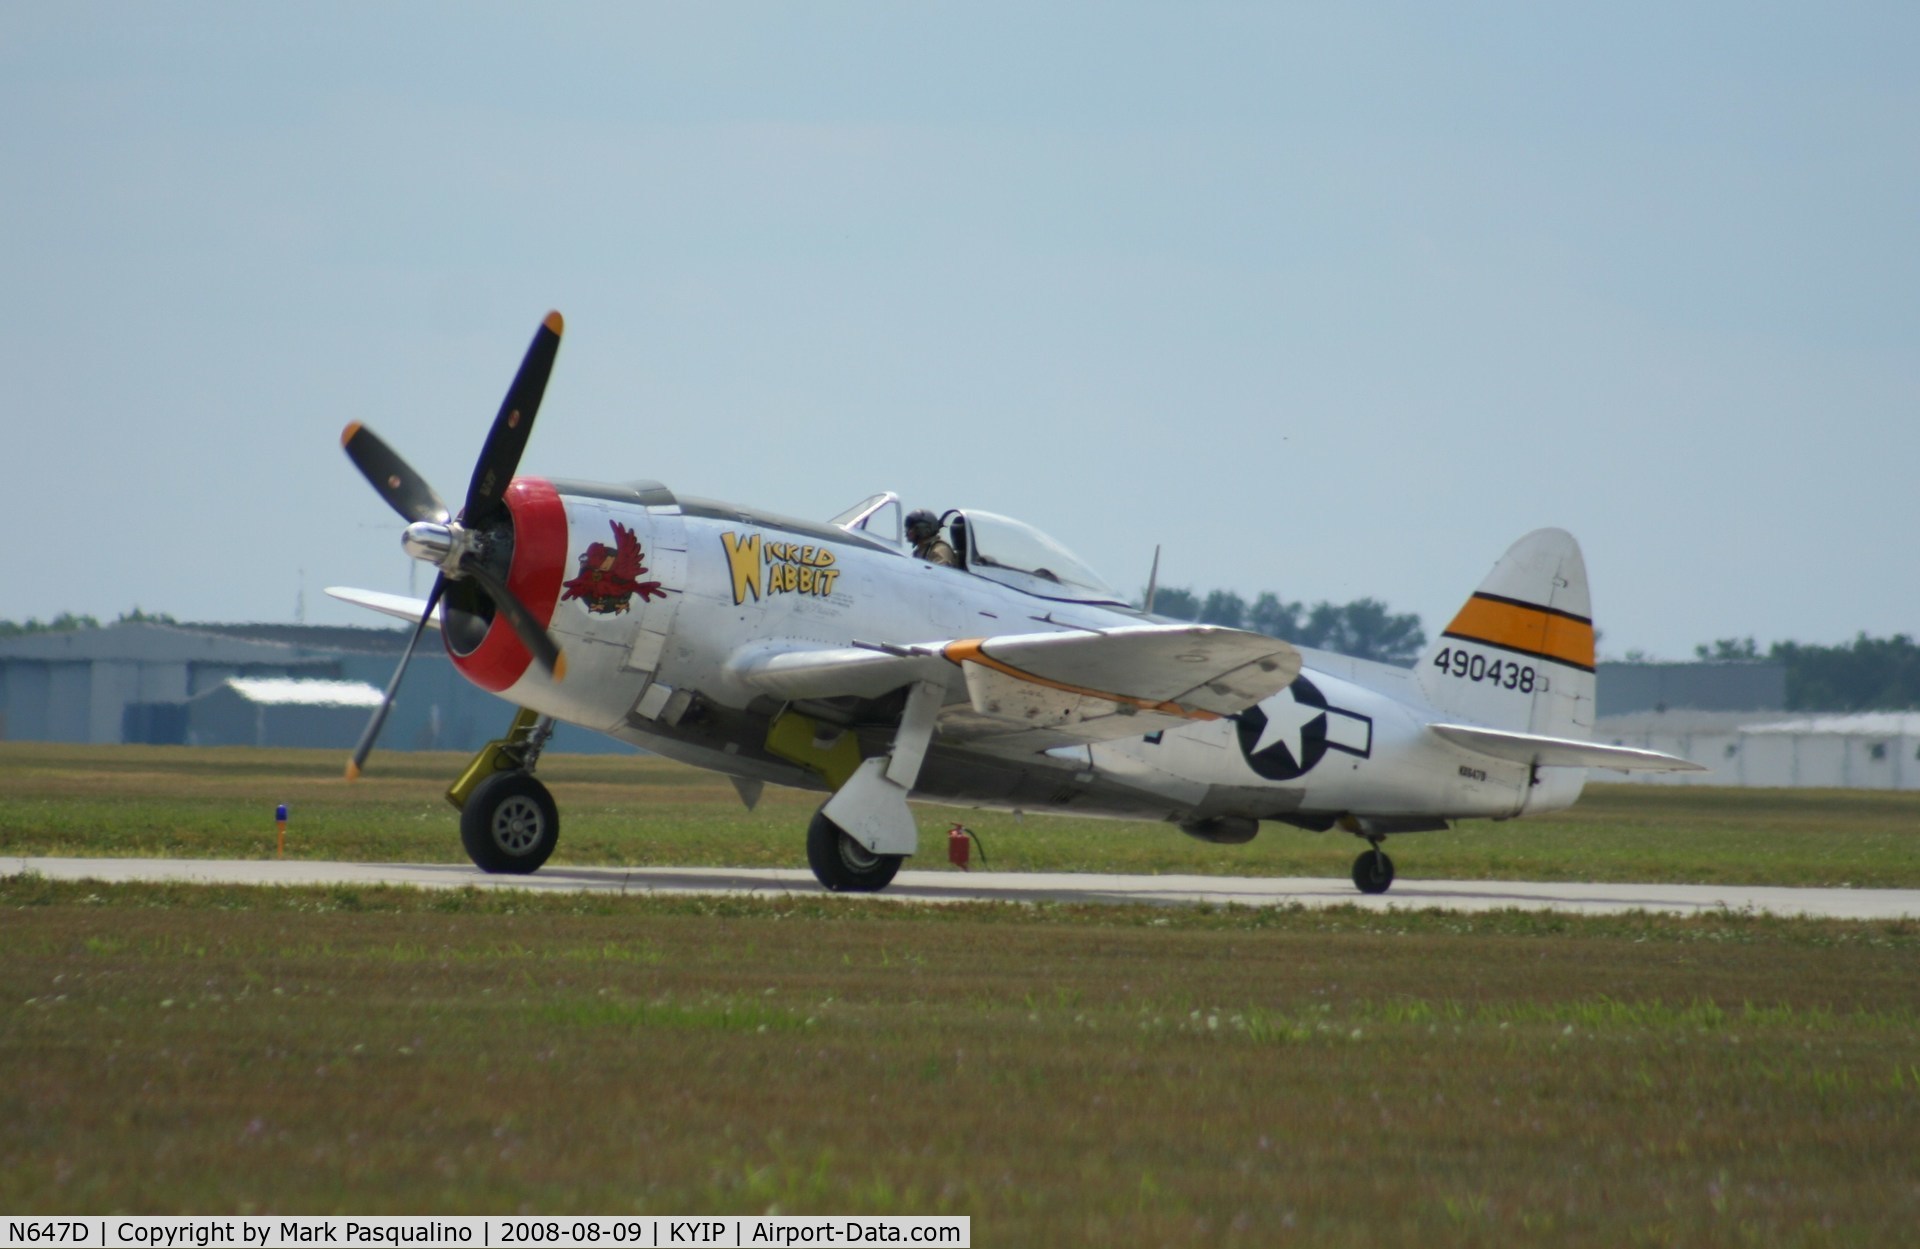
[461,770,559,874]
[1352,847,1395,894]
[807,808,903,893]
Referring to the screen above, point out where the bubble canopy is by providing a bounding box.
[952,509,1123,603]
[833,492,1126,605]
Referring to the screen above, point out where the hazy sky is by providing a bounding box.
[4,4,1914,659]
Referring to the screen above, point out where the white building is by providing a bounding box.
[1597,711,1920,790]
[186,677,385,749]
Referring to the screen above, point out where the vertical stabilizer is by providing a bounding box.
[1416,529,1596,742]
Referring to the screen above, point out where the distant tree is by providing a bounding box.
[1247,592,1301,640]
[1198,590,1247,629]
[1773,634,1920,711]
[1149,587,1200,620]
[1144,585,1425,666]
[1687,632,1920,710]
[0,608,176,639]
[1296,601,1344,650]
[1325,598,1428,665]
[0,612,102,638]
[1282,599,1425,665]
[1695,637,1760,661]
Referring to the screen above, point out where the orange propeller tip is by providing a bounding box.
[344,760,361,781]
[340,421,363,448]
[543,310,564,335]
[552,652,569,683]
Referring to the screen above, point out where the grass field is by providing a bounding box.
[5,742,1920,887]
[4,744,1920,1243]
[5,879,1917,1243]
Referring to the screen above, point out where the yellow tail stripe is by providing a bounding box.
[1442,594,1595,672]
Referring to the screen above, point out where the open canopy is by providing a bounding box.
[833,492,1124,605]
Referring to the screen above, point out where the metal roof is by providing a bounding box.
[1742,713,1920,737]
[1598,710,1920,737]
[1593,710,1771,735]
[0,621,334,665]
[214,677,385,708]
[181,622,413,654]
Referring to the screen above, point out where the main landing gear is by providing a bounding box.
[806,808,904,893]
[449,708,559,874]
[769,685,944,895]
[1351,843,1396,895]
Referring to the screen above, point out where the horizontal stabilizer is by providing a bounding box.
[1430,722,1706,773]
[324,587,439,629]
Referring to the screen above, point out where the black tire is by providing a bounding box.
[806,808,903,893]
[1352,848,1395,895]
[460,771,559,874]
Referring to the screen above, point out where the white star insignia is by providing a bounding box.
[1251,684,1326,766]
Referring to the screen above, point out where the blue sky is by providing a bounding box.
[3,3,1914,658]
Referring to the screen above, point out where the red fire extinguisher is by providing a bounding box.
[947,823,986,870]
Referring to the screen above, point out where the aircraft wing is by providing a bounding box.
[944,624,1299,714]
[1429,722,1707,773]
[325,587,439,629]
[733,624,1301,748]
[727,641,956,702]
[940,625,1302,747]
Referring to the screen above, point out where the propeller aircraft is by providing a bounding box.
[333,312,1701,895]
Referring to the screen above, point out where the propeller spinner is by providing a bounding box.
[339,312,569,779]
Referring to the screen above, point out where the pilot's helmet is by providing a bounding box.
[906,509,940,542]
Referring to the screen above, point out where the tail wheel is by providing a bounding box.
[807,808,903,893]
[461,770,559,874]
[1352,847,1395,894]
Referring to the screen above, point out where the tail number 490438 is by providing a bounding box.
[1432,647,1539,693]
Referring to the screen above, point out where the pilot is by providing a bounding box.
[906,509,957,567]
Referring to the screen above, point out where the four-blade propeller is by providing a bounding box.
[339,312,568,779]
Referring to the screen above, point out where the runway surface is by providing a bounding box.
[8,856,1920,920]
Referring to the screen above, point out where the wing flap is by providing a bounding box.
[946,625,1301,717]
[1430,722,1706,773]
[941,624,1300,743]
[729,624,1301,748]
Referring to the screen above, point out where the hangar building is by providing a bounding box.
[1584,658,1920,788]
[0,621,624,753]
[186,677,385,750]
[1600,710,1920,790]
[1594,661,1787,717]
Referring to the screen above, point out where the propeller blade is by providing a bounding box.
[461,558,567,682]
[463,311,564,529]
[345,576,445,779]
[341,423,451,525]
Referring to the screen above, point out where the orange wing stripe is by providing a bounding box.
[1442,595,1595,671]
[943,639,1221,721]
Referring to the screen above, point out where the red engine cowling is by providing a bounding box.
[442,477,569,693]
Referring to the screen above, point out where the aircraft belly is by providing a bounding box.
[911,751,1197,822]
[610,718,827,792]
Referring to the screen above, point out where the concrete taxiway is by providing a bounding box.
[7,856,1919,920]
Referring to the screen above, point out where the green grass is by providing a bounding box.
[4,878,1917,1244]
[4,743,1920,887]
